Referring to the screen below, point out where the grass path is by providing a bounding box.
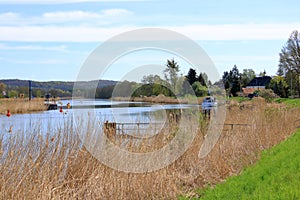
[181,129,300,200]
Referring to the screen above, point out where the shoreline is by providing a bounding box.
[111,95,205,105]
[0,98,48,115]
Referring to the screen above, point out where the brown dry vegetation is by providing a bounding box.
[112,95,204,104]
[0,98,48,115]
[0,98,300,199]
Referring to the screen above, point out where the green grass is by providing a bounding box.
[229,97,300,107]
[180,129,300,200]
[275,98,300,107]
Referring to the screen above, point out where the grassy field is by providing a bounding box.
[0,98,300,199]
[181,129,300,200]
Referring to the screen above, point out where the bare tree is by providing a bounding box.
[279,30,300,74]
[164,59,179,93]
[279,30,300,95]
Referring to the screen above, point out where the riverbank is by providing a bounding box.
[1,98,300,199]
[0,98,48,115]
[112,95,205,104]
[180,128,300,199]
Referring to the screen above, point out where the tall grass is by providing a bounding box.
[0,98,47,114]
[112,95,188,104]
[112,95,207,104]
[0,99,299,199]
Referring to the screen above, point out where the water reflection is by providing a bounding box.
[0,99,199,137]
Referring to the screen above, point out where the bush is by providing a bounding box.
[257,89,277,102]
[192,81,208,97]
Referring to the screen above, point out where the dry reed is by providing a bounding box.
[0,98,299,199]
[112,95,192,104]
[0,98,48,115]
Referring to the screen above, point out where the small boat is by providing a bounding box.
[44,101,58,110]
[201,96,217,109]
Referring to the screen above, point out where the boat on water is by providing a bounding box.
[44,101,58,110]
[201,96,217,109]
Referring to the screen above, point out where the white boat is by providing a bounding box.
[201,96,217,109]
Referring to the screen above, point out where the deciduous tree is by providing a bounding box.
[164,59,179,93]
[278,30,300,95]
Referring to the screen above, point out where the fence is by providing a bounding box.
[103,119,300,140]
[103,121,165,139]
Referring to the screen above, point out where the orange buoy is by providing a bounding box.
[59,106,63,113]
[6,109,11,117]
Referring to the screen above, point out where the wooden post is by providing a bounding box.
[103,121,116,141]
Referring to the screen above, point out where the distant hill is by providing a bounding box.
[0,79,117,91]
[0,79,118,98]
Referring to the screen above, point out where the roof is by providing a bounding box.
[247,76,272,87]
[242,87,256,95]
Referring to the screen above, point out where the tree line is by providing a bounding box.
[220,30,300,98]
[103,29,300,99]
[118,59,211,98]
[1,30,299,99]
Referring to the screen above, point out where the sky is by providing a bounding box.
[0,0,300,82]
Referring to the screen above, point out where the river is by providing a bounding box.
[0,99,199,136]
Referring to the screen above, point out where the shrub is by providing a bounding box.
[257,89,277,102]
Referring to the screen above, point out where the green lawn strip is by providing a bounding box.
[275,98,300,107]
[180,129,300,200]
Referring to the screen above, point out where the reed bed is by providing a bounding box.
[0,99,299,199]
[112,95,191,104]
[0,98,48,115]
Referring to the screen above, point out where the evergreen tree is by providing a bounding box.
[222,65,241,96]
[185,68,197,85]
[198,73,208,87]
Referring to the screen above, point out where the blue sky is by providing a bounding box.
[0,0,300,82]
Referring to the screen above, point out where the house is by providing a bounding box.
[246,76,272,89]
[242,76,272,97]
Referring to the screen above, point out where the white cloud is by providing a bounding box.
[0,0,145,4]
[41,9,132,24]
[0,26,134,42]
[0,23,299,42]
[12,59,67,64]
[42,11,101,20]
[0,12,20,19]
[0,9,133,26]
[0,12,23,25]
[169,24,299,41]
[0,43,68,51]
